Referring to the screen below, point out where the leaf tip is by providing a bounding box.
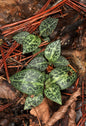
[58,100,62,105]
[24,105,30,110]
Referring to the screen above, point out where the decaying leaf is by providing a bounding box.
[45,88,81,126]
[72,50,86,75]
[0,80,16,100]
[81,31,86,48]
[62,49,86,75]
[29,119,40,126]
[39,17,58,37]
[30,98,50,123]
[68,101,76,126]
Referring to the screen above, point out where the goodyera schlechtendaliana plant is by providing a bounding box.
[10,17,77,110]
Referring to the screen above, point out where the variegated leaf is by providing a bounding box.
[33,48,44,56]
[10,69,45,95]
[13,31,29,44]
[44,40,61,63]
[43,37,50,42]
[27,56,48,72]
[53,56,69,67]
[49,66,77,90]
[39,17,58,37]
[24,94,43,110]
[44,83,62,105]
[23,34,41,54]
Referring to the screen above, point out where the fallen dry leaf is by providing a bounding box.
[62,49,86,76]
[81,31,86,48]
[68,102,76,126]
[29,119,40,126]
[30,98,50,124]
[45,88,81,126]
[0,80,16,100]
[0,119,9,126]
[72,50,86,75]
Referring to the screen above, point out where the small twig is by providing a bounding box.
[0,103,12,112]
[8,57,22,65]
[8,65,22,68]
[0,46,10,83]
[82,81,85,116]
[0,41,20,69]
[72,0,86,8]
[35,0,51,14]
[77,117,86,126]
[68,64,77,73]
[33,108,42,126]
[68,102,76,126]
[74,78,79,90]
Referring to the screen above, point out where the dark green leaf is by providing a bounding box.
[10,69,45,95]
[49,66,77,90]
[23,34,41,54]
[44,40,61,63]
[13,31,29,44]
[24,94,44,110]
[44,83,62,105]
[27,56,48,72]
[39,17,58,37]
[43,37,50,42]
[53,56,69,67]
[33,48,44,57]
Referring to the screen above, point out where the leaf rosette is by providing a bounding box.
[11,17,77,110]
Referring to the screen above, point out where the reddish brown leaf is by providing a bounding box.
[0,80,16,100]
[30,98,50,124]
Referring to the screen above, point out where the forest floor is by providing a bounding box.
[0,0,86,126]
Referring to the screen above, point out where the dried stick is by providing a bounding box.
[45,88,81,126]
[0,46,10,83]
[33,108,42,126]
[0,42,19,67]
[0,103,12,112]
[68,102,76,126]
